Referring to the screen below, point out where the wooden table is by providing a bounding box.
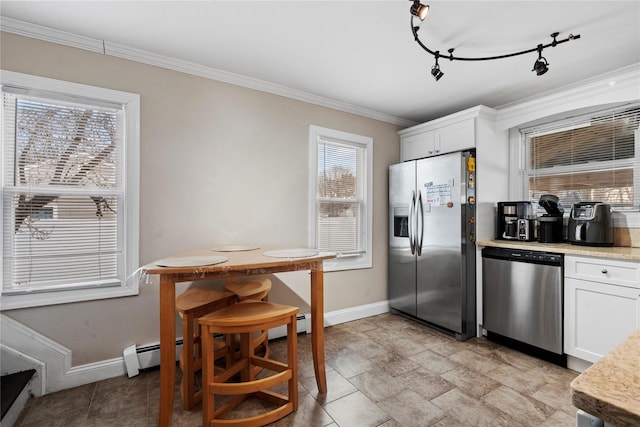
[143,248,336,427]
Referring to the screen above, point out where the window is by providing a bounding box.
[1,71,140,310]
[520,103,640,215]
[308,125,372,271]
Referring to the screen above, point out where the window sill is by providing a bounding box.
[0,281,139,311]
[323,257,372,272]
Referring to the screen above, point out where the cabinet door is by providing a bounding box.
[434,118,475,155]
[400,130,435,161]
[564,277,640,363]
[401,119,476,161]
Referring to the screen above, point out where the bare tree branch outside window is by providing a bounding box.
[13,99,118,237]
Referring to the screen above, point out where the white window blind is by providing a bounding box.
[2,89,124,295]
[308,125,372,271]
[521,104,640,211]
[317,139,364,253]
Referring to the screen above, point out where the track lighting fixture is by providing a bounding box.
[431,51,444,81]
[532,45,549,76]
[410,0,429,21]
[408,2,580,82]
[431,64,444,81]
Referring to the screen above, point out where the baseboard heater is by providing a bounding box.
[124,313,308,377]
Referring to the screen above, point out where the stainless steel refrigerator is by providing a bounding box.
[388,151,476,341]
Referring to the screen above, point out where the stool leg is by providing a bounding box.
[288,313,298,411]
[201,324,214,427]
[240,331,252,383]
[180,313,196,410]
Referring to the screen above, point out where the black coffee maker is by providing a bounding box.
[538,194,564,243]
[496,201,536,241]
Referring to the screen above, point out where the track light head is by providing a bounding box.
[410,1,429,21]
[532,45,549,76]
[431,64,444,81]
[532,57,549,75]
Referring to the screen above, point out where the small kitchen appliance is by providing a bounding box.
[496,201,536,241]
[538,194,564,243]
[567,202,614,246]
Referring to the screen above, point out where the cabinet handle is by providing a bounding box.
[601,269,608,274]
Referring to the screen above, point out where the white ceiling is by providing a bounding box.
[1,1,639,125]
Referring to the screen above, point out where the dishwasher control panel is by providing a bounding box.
[482,247,562,265]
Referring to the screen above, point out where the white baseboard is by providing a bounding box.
[567,355,593,373]
[319,300,390,329]
[62,357,126,389]
[3,301,391,394]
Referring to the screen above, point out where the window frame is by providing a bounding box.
[308,125,373,271]
[509,102,640,228]
[0,70,140,310]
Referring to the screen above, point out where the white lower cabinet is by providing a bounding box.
[564,255,640,363]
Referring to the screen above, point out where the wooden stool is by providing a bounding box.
[176,287,235,410]
[200,301,299,427]
[224,278,272,359]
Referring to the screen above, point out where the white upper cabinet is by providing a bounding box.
[400,118,475,161]
[401,129,437,161]
[434,118,476,155]
[399,106,492,162]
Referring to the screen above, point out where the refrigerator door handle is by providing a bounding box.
[417,190,424,256]
[409,191,416,254]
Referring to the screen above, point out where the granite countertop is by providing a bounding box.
[571,328,640,426]
[477,240,640,262]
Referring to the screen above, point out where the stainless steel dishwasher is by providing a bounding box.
[482,247,563,354]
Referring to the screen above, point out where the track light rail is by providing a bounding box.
[411,24,580,62]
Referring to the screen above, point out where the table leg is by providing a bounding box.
[310,263,327,393]
[158,275,176,427]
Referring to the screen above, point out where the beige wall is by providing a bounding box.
[1,32,401,365]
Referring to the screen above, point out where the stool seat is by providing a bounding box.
[200,301,299,427]
[224,278,272,302]
[176,287,235,313]
[202,300,296,328]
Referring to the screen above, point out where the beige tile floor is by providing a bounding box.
[15,313,580,426]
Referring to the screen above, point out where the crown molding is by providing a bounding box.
[493,63,640,130]
[0,17,416,127]
[1,16,105,53]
